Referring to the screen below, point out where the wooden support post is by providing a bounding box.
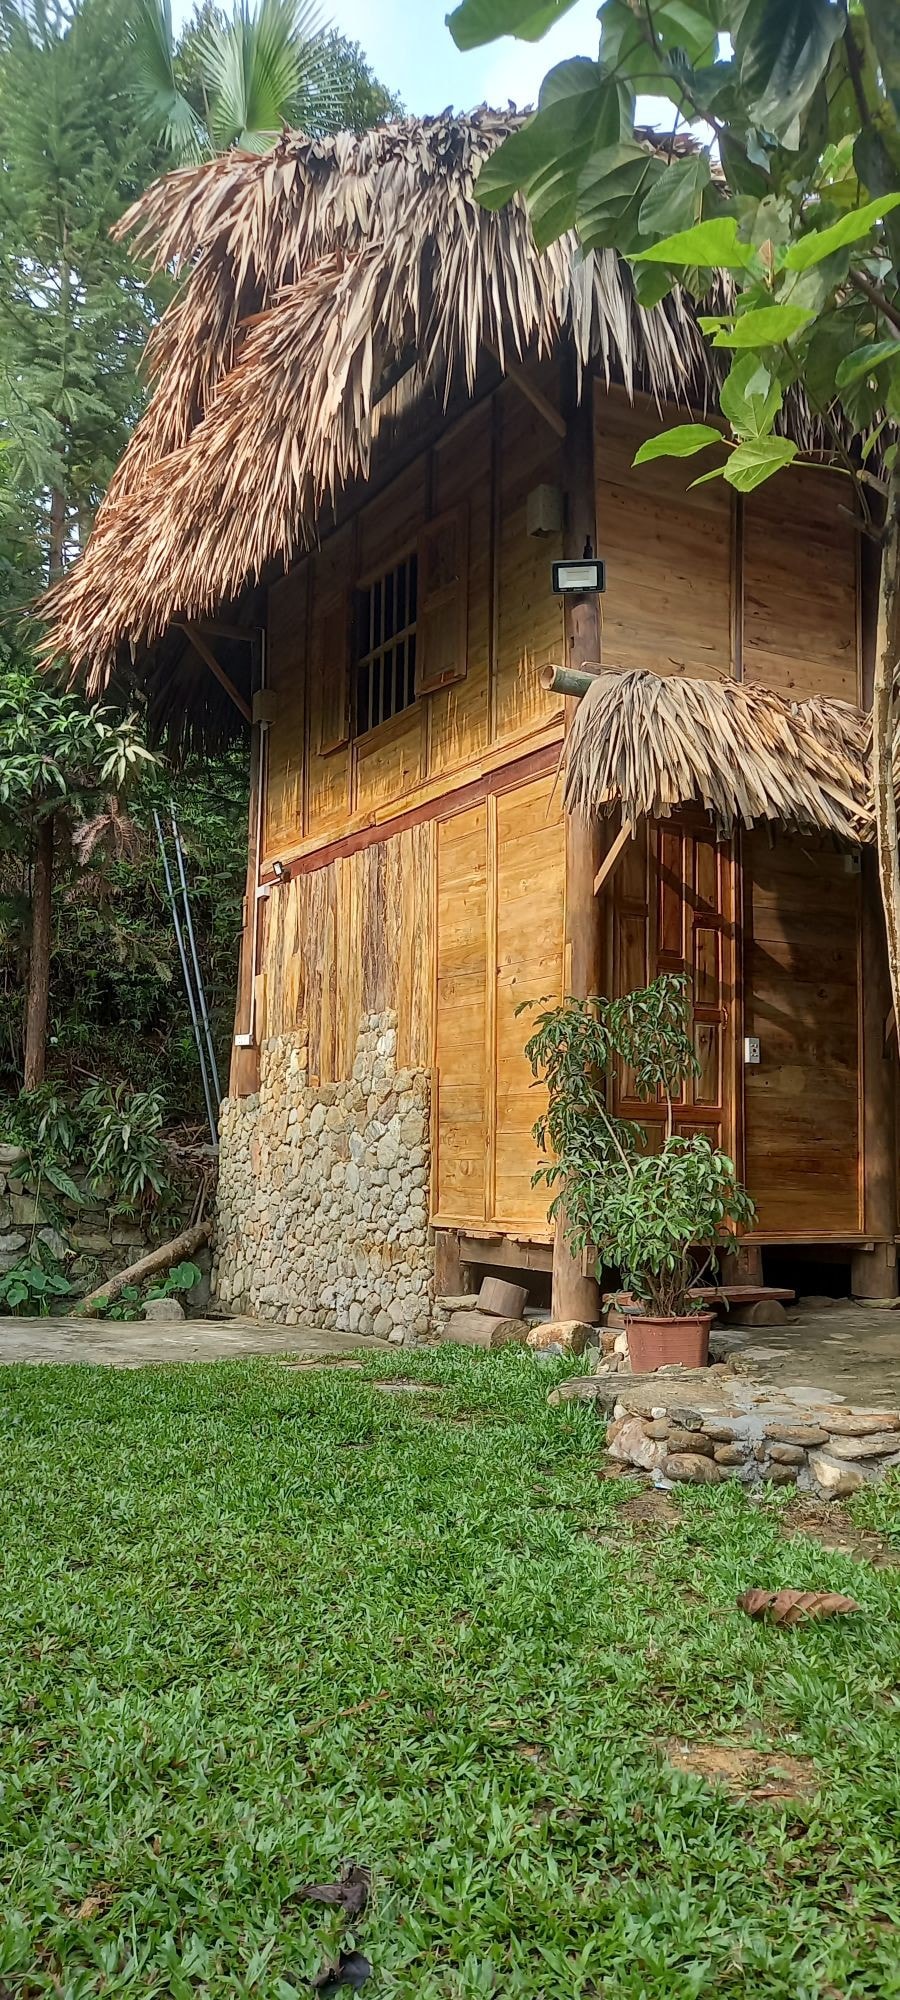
[553,353,602,1324]
[853,533,899,1300]
[853,849,898,1298]
[177,623,253,723]
[433,1229,472,1300]
[230,713,263,1098]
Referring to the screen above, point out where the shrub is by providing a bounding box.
[523,973,755,1315]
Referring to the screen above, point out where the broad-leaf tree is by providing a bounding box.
[448,0,900,1021]
[0,0,165,581]
[0,668,154,1088]
[132,0,401,161]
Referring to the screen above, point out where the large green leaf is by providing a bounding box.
[782,193,900,271]
[447,0,579,52]
[637,153,711,238]
[736,0,845,148]
[130,0,205,161]
[863,0,900,124]
[475,63,630,244]
[723,435,798,489]
[633,215,759,270]
[719,354,783,436]
[835,339,900,388]
[633,424,722,465]
[575,143,662,252]
[701,302,816,346]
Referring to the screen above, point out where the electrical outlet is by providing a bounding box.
[743,1036,761,1065]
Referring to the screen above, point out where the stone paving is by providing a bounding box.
[0,1315,390,1368]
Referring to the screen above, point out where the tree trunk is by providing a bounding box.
[872,470,900,1044]
[23,814,54,1092]
[48,485,66,582]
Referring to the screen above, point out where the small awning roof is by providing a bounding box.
[562,668,873,844]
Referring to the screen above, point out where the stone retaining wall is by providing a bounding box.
[213,1011,434,1339]
[0,1144,191,1288]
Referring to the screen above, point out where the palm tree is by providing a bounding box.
[131,0,346,161]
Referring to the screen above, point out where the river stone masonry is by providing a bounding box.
[213,1011,434,1340]
[549,1368,900,1499]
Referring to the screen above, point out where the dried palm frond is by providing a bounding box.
[41,113,774,689]
[71,797,145,866]
[562,669,873,844]
[44,112,862,697]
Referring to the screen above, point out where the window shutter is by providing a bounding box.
[316,591,351,754]
[416,504,468,693]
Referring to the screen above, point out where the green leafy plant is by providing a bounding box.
[0,1245,75,1316]
[1,1080,176,1221]
[523,973,755,1315]
[94,1259,202,1320]
[76,1083,171,1208]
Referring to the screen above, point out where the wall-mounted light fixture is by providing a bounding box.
[552,539,606,596]
[272,858,287,882]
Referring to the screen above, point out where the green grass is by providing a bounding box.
[1,1347,899,1999]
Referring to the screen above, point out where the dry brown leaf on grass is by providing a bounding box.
[294,1863,371,1920]
[737,1588,860,1625]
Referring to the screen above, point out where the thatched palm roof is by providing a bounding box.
[562,669,874,843]
[44,111,755,689]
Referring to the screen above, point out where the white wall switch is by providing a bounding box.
[743,1036,761,1065]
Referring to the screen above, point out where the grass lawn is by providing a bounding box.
[1,1347,899,1999]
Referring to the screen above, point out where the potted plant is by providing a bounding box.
[523,973,756,1371]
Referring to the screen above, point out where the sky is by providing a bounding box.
[328,0,604,116]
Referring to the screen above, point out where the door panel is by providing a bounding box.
[743,833,860,1235]
[611,818,736,1155]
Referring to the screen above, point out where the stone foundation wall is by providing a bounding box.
[213,1010,434,1339]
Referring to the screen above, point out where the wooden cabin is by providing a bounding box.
[47,114,898,1334]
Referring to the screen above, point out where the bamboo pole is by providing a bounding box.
[539,662,601,699]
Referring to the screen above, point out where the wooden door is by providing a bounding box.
[610,818,737,1155]
[743,833,861,1236]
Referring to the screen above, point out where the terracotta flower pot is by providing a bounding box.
[624,1312,713,1373]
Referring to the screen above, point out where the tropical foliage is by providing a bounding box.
[449,0,900,1041]
[0,0,394,1125]
[131,0,401,160]
[523,975,754,1312]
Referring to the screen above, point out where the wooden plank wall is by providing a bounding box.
[262,368,567,868]
[434,769,565,1237]
[253,369,863,1247]
[595,393,734,680]
[260,821,434,1079]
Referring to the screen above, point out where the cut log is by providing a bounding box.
[477,1275,528,1319]
[73,1219,213,1317]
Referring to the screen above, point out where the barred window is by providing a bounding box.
[354,551,418,734]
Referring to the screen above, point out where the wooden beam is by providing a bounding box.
[554,352,602,1325]
[593,819,634,896]
[192,617,259,644]
[484,342,567,439]
[854,533,899,1296]
[177,623,252,723]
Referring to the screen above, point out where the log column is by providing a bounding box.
[552,355,602,1323]
[853,534,898,1300]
